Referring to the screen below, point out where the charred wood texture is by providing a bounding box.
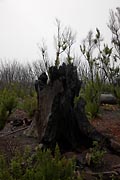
[35,63,120,153]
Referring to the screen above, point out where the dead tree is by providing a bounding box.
[35,63,120,153]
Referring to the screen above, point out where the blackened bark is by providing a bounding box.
[35,63,120,153]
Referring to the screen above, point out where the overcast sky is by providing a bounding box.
[0,0,119,63]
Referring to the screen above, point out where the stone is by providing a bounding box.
[100,93,117,104]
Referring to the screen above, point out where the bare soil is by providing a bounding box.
[92,104,120,143]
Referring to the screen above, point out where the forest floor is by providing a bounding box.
[92,104,120,144]
[89,104,120,179]
[0,104,120,179]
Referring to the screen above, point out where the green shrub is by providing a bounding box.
[80,80,101,119]
[0,106,8,130]
[18,94,37,117]
[0,88,17,115]
[9,83,35,99]
[114,86,120,105]
[0,88,17,129]
[87,141,106,168]
[101,83,113,93]
[27,144,77,180]
[0,154,12,180]
[0,145,82,180]
[12,84,26,98]
[85,101,100,119]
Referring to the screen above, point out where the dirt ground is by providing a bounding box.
[89,104,120,179]
[91,104,120,143]
[0,105,120,179]
[0,109,38,159]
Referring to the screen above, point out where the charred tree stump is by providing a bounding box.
[35,63,120,153]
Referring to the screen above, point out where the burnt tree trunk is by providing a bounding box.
[35,63,120,153]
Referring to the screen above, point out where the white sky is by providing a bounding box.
[0,0,119,63]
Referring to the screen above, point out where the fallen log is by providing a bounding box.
[0,126,28,137]
[86,170,120,180]
[100,93,117,104]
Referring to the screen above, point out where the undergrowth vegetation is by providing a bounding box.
[87,141,106,168]
[80,79,101,119]
[0,85,37,129]
[0,145,82,180]
[18,94,37,117]
[0,88,17,129]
